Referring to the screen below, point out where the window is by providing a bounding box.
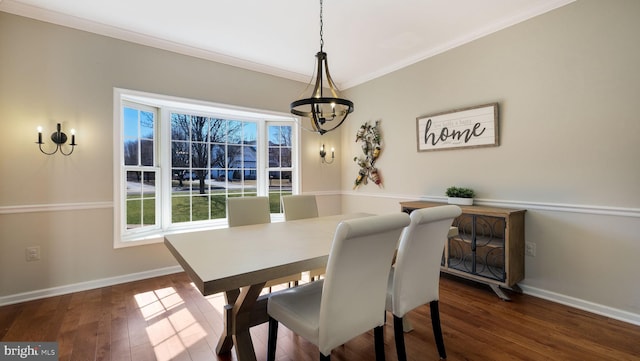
[122,104,160,232]
[268,125,294,213]
[114,89,298,247]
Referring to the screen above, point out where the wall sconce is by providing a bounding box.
[36,123,76,155]
[320,144,334,164]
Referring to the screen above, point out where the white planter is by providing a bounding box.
[447,197,473,206]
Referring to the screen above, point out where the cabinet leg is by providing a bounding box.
[489,284,511,301]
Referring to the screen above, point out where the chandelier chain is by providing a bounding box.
[319,0,324,50]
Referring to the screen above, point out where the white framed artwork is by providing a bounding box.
[416,103,499,152]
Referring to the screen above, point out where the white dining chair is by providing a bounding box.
[282,194,319,220]
[227,196,301,290]
[227,196,272,227]
[386,205,462,360]
[281,194,325,281]
[267,212,411,361]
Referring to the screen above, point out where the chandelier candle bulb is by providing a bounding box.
[37,126,43,144]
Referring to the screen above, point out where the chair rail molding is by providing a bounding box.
[0,201,113,214]
[4,195,637,219]
[342,191,640,218]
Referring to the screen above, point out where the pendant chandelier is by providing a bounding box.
[290,0,354,135]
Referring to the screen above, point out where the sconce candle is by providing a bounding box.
[36,123,77,156]
[320,144,335,164]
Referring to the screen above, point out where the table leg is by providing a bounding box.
[215,283,266,361]
[232,284,265,361]
[216,289,240,354]
[216,304,235,354]
[224,288,241,304]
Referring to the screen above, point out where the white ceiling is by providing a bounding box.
[0,0,574,89]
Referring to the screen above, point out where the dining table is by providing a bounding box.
[164,212,459,361]
[164,213,373,361]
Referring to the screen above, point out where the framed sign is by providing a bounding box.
[416,103,499,152]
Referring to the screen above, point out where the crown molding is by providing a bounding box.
[0,0,310,84]
[341,0,576,88]
[1,0,575,90]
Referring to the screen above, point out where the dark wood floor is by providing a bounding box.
[1,272,639,361]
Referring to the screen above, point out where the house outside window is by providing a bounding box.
[114,88,298,248]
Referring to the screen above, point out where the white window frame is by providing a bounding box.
[113,88,299,248]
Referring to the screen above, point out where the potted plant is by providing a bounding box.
[446,186,475,205]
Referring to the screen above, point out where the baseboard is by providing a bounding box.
[520,284,640,326]
[2,265,638,327]
[0,265,183,307]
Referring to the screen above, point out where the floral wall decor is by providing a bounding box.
[353,120,383,189]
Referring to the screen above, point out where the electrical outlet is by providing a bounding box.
[525,242,536,257]
[26,246,41,262]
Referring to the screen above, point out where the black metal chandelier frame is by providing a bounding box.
[290,0,354,135]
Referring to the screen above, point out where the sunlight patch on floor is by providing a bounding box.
[134,286,209,361]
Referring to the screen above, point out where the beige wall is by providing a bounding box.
[0,12,341,298]
[339,0,639,321]
[1,0,638,324]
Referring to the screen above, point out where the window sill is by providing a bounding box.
[114,215,285,248]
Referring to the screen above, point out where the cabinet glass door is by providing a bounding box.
[448,214,506,282]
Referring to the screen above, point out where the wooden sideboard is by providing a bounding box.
[400,201,526,300]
